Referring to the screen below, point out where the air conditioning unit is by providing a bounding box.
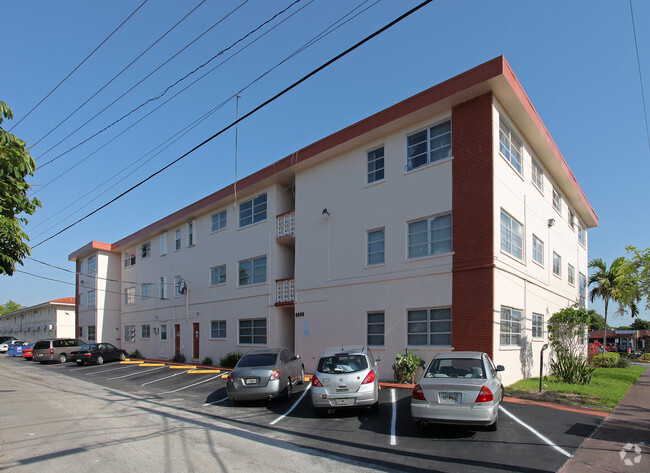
[48,325,53,330]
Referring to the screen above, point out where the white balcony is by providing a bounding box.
[276,278,295,304]
[276,211,295,239]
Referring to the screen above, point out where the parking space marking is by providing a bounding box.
[499,405,572,458]
[141,369,189,386]
[390,388,397,445]
[202,397,229,406]
[159,375,221,394]
[106,366,166,380]
[270,383,312,425]
[84,365,136,375]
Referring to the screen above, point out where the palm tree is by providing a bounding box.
[588,257,639,349]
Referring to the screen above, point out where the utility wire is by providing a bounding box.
[33,0,208,154]
[31,0,434,249]
[9,0,149,132]
[629,0,650,153]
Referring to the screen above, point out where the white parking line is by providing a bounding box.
[499,405,572,458]
[84,365,135,375]
[390,389,397,445]
[141,370,189,386]
[159,375,221,394]
[106,366,166,380]
[203,397,229,406]
[270,383,312,425]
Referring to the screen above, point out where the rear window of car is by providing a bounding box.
[237,354,277,367]
[80,344,98,350]
[34,341,51,350]
[424,358,486,379]
[317,354,368,374]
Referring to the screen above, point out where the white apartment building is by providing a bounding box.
[0,298,76,342]
[69,57,597,385]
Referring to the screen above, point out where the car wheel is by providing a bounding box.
[284,378,292,400]
[76,361,84,366]
[96,355,104,365]
[58,353,67,363]
[119,353,126,361]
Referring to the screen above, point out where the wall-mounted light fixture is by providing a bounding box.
[322,208,330,218]
[547,218,555,227]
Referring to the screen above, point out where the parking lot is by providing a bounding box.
[1,355,606,472]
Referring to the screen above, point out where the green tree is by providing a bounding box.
[0,101,41,275]
[630,318,650,331]
[621,246,650,311]
[547,307,593,384]
[588,257,639,349]
[0,300,22,314]
[587,310,606,331]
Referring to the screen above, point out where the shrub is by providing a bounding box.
[616,357,631,369]
[642,353,650,361]
[172,353,186,363]
[202,356,213,366]
[550,350,594,385]
[219,351,242,368]
[392,350,425,384]
[128,349,144,359]
[591,352,620,368]
[587,340,602,361]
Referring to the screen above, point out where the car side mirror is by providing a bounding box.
[496,365,505,372]
[293,355,301,360]
[376,356,381,362]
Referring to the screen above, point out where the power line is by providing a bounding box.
[8,0,149,132]
[629,0,650,153]
[32,0,434,248]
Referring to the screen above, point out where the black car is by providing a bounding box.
[70,343,127,365]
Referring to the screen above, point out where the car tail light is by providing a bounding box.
[412,384,425,401]
[361,370,375,384]
[50,348,54,355]
[475,386,493,403]
[269,369,282,381]
[311,375,323,387]
[85,353,92,357]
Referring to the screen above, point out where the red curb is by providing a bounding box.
[503,396,609,417]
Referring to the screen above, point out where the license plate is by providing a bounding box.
[440,392,462,404]
[334,398,352,406]
[244,378,258,385]
[37,353,43,357]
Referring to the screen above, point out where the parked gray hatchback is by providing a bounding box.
[32,338,85,364]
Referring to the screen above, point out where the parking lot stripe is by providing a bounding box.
[499,405,572,458]
[390,388,397,445]
[106,366,166,380]
[120,361,142,364]
[159,375,221,394]
[140,369,189,386]
[270,383,312,425]
[84,365,135,375]
[202,397,229,406]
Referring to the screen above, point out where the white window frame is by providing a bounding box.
[553,187,562,214]
[407,308,452,346]
[499,118,522,174]
[174,276,183,297]
[187,220,195,247]
[238,318,267,345]
[367,312,385,346]
[532,160,543,192]
[553,252,562,277]
[500,210,523,260]
[500,306,522,346]
[406,120,452,171]
[123,249,136,268]
[407,213,452,259]
[141,324,151,339]
[160,232,167,256]
[367,146,385,184]
[211,210,227,233]
[124,325,136,343]
[578,223,586,247]
[568,264,575,286]
[175,229,181,251]
[142,284,152,299]
[579,273,587,308]
[532,313,544,339]
[210,320,227,340]
[124,287,135,305]
[87,255,97,273]
[532,235,544,266]
[88,325,96,341]
[88,290,96,308]
[238,256,267,287]
[210,265,227,286]
[367,228,385,266]
[160,324,167,340]
[239,193,267,228]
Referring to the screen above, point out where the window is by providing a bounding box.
[499,118,522,174]
[500,211,523,259]
[159,276,168,299]
[367,228,385,265]
[160,324,167,340]
[141,324,151,339]
[124,249,136,268]
[532,235,544,265]
[407,308,452,346]
[187,220,195,246]
[553,252,562,277]
[568,264,575,286]
[174,276,184,297]
[124,287,135,305]
[160,232,167,256]
[239,193,267,228]
[532,314,543,338]
[211,320,226,339]
[79,292,83,306]
[553,187,562,213]
[210,265,226,286]
[568,210,575,229]
[87,255,96,273]
[239,319,267,345]
[408,213,452,259]
[579,273,587,308]
[500,307,522,346]
[532,160,543,192]
[79,326,83,338]
[578,223,586,246]
[124,325,135,343]
[175,230,181,251]
[141,241,151,258]
[88,290,96,308]
[238,256,267,286]
[367,146,385,183]
[406,120,451,171]
[367,312,384,346]
[142,284,152,299]
[88,325,96,341]
[211,210,227,232]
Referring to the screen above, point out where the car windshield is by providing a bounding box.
[80,344,98,351]
[237,354,277,367]
[424,358,486,379]
[317,354,368,374]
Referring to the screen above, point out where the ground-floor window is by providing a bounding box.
[160,324,167,340]
[532,313,544,338]
[211,320,226,339]
[500,306,522,346]
[407,308,452,346]
[239,318,266,345]
[88,325,96,341]
[141,324,151,339]
[367,312,384,346]
[124,325,136,343]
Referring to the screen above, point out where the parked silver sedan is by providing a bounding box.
[411,351,505,430]
[226,347,304,402]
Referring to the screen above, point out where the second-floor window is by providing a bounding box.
[210,265,226,286]
[553,252,562,277]
[367,146,385,183]
[532,235,544,265]
[367,228,385,265]
[500,211,523,260]
[408,213,452,259]
[88,290,96,308]
[124,287,135,305]
[568,264,575,285]
[239,256,267,286]
[239,193,267,228]
[124,250,136,268]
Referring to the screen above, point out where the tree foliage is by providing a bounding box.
[621,246,650,312]
[0,101,41,275]
[587,310,606,331]
[0,299,22,314]
[547,307,593,384]
[630,318,650,331]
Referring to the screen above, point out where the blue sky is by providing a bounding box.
[2,0,649,326]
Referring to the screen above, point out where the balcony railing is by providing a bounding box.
[276,278,295,304]
[276,210,295,239]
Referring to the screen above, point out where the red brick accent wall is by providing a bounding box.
[451,93,495,358]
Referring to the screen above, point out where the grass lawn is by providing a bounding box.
[506,365,647,410]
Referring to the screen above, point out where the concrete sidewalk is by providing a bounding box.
[560,365,650,472]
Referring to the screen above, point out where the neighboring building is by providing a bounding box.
[589,329,649,352]
[0,298,76,342]
[68,56,597,385]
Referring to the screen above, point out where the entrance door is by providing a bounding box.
[175,324,181,355]
[193,323,200,359]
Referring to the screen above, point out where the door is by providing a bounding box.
[193,323,200,359]
[174,324,181,356]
